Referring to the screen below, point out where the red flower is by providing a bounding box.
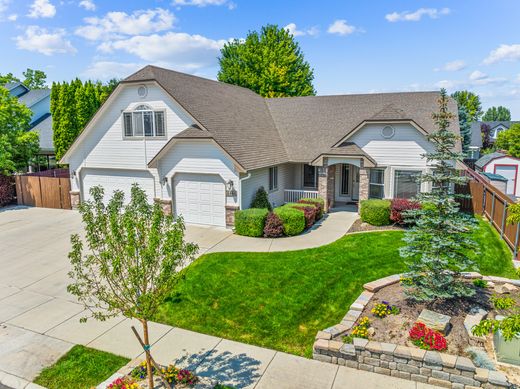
[409,322,447,351]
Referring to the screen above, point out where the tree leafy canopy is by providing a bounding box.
[400,89,477,302]
[495,123,520,158]
[457,105,472,154]
[0,68,47,89]
[0,87,39,174]
[451,90,483,122]
[218,24,316,97]
[482,106,511,122]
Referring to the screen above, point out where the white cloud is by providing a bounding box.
[75,8,175,41]
[435,70,507,90]
[434,59,466,72]
[385,8,450,22]
[82,61,143,80]
[172,0,236,9]
[483,44,520,65]
[27,0,56,18]
[7,13,17,21]
[0,0,9,14]
[98,32,227,70]
[469,70,487,81]
[79,0,95,11]
[327,20,357,36]
[15,26,76,55]
[284,23,319,37]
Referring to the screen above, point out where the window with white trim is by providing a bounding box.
[123,105,165,138]
[394,170,420,199]
[269,166,278,191]
[303,164,317,188]
[369,169,385,199]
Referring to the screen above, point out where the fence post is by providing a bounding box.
[514,223,520,261]
[481,188,486,216]
[501,202,507,238]
[491,192,496,220]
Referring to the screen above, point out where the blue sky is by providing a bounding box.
[1,0,520,116]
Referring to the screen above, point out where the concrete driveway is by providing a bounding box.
[0,207,427,389]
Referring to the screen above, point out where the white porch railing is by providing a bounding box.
[284,189,320,203]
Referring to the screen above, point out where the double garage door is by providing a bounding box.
[81,169,226,227]
[174,173,226,227]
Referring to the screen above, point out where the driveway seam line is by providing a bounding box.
[2,295,55,325]
[252,350,277,389]
[204,232,234,253]
[84,317,131,347]
[329,364,340,389]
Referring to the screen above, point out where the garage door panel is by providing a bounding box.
[495,166,517,195]
[174,173,226,227]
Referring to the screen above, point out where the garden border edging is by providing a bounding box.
[313,272,515,389]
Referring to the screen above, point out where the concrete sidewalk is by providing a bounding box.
[0,206,437,388]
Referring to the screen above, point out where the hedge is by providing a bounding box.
[274,206,306,236]
[263,212,284,238]
[299,197,325,219]
[286,203,316,228]
[234,208,269,237]
[0,175,15,207]
[360,199,391,226]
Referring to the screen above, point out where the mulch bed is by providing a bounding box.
[347,219,405,233]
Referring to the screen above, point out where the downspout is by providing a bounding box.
[238,171,252,210]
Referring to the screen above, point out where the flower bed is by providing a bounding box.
[312,273,519,388]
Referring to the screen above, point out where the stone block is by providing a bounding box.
[452,384,465,389]
[409,360,421,367]
[424,351,443,366]
[394,356,409,364]
[340,320,355,329]
[364,357,380,367]
[380,361,389,369]
[313,339,329,352]
[393,371,411,380]
[455,356,476,372]
[462,370,476,378]
[394,345,412,359]
[427,377,452,388]
[363,274,401,292]
[474,368,489,383]
[343,309,362,322]
[332,356,337,364]
[374,367,391,376]
[487,370,509,387]
[380,342,397,355]
[345,360,358,369]
[450,374,479,386]
[420,367,432,376]
[397,363,419,375]
[338,357,346,366]
[313,353,332,363]
[361,350,371,357]
[424,363,443,371]
[439,352,457,368]
[358,363,374,372]
[418,309,451,334]
[366,341,383,353]
[315,331,332,340]
[380,354,393,362]
[494,283,518,294]
[431,370,450,381]
[409,347,426,361]
[411,374,429,383]
[462,272,483,279]
[350,302,365,311]
[329,340,343,352]
[389,362,397,370]
[339,343,356,357]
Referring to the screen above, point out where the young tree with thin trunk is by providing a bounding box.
[67,184,198,389]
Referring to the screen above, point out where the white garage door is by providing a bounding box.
[82,169,155,204]
[494,165,517,195]
[174,173,226,227]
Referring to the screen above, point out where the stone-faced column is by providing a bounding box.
[70,191,80,210]
[225,205,239,228]
[154,198,172,215]
[318,160,336,212]
[358,168,369,202]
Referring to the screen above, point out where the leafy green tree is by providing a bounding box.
[400,89,477,302]
[0,72,20,85]
[458,106,472,154]
[451,91,483,122]
[495,124,520,157]
[0,87,39,173]
[22,68,47,89]
[482,106,511,122]
[68,184,198,389]
[218,24,315,97]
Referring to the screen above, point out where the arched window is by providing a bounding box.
[123,105,165,138]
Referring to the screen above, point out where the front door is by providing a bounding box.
[351,165,360,200]
[335,164,360,202]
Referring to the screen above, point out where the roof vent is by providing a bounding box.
[381,125,395,139]
[137,85,148,98]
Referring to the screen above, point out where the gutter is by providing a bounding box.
[238,172,252,210]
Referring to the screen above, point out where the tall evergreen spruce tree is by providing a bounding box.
[400,89,477,302]
[457,106,472,154]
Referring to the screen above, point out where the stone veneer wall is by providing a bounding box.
[313,273,516,389]
[153,198,172,215]
[70,191,80,210]
[358,167,369,202]
[225,205,239,227]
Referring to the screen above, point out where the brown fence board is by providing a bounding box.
[14,169,71,210]
[39,177,61,209]
[59,177,71,210]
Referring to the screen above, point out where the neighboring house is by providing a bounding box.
[475,152,520,197]
[469,121,519,160]
[4,82,55,168]
[60,65,460,227]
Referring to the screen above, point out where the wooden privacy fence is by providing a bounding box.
[456,166,520,261]
[15,169,71,210]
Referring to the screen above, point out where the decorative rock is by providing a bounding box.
[494,283,518,294]
[455,356,476,372]
[464,309,487,342]
[313,339,329,352]
[367,327,376,337]
[353,337,369,350]
[462,272,483,279]
[486,281,496,288]
[487,370,509,387]
[417,309,451,334]
[315,331,332,340]
[339,343,356,357]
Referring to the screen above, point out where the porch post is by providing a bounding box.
[359,161,369,202]
[318,158,335,212]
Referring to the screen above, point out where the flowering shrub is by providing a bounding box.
[298,198,324,219]
[409,322,447,351]
[107,377,141,389]
[371,301,400,318]
[130,361,155,380]
[263,212,284,238]
[351,317,371,339]
[161,365,179,384]
[390,198,421,225]
[176,369,198,386]
[0,175,14,207]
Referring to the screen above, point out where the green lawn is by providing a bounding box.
[34,345,129,389]
[156,218,516,357]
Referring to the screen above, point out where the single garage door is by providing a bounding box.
[82,169,155,204]
[174,173,226,227]
[494,165,517,195]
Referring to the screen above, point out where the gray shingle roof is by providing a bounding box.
[124,66,460,171]
[18,88,50,108]
[475,152,506,169]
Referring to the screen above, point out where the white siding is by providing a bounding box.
[241,163,296,209]
[348,123,435,168]
[483,156,520,196]
[69,83,195,195]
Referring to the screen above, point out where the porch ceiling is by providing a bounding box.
[310,143,376,168]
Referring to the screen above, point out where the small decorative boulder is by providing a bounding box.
[494,283,518,294]
[417,309,451,334]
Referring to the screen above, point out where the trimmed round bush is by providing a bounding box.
[274,206,305,236]
[298,197,324,219]
[250,186,272,211]
[286,203,316,228]
[234,208,269,237]
[263,212,284,238]
[360,199,391,226]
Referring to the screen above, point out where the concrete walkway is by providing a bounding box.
[0,207,436,388]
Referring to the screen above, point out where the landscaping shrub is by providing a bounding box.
[299,197,324,219]
[473,279,488,288]
[0,174,14,207]
[263,212,284,238]
[359,199,391,226]
[250,186,272,210]
[409,322,447,351]
[390,198,421,225]
[286,203,316,228]
[234,208,269,237]
[274,206,305,236]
